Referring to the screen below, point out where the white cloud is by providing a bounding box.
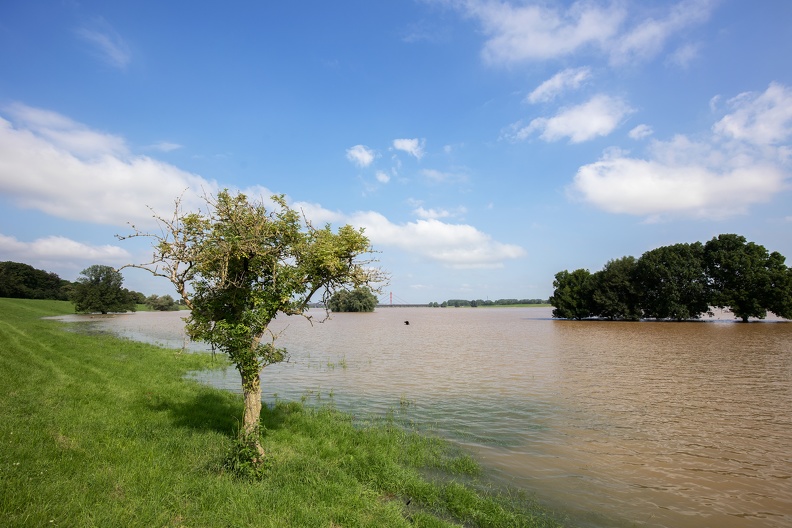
[0,233,130,260]
[375,170,391,183]
[446,0,714,66]
[571,155,785,219]
[291,202,524,269]
[345,144,376,167]
[413,206,467,219]
[629,124,653,140]
[458,0,624,63]
[712,82,792,146]
[569,83,792,220]
[4,103,128,159]
[526,67,592,104]
[75,19,132,70]
[609,0,713,65]
[512,94,633,143]
[414,207,451,219]
[0,104,524,272]
[0,234,131,273]
[0,105,217,227]
[349,211,525,269]
[392,138,425,159]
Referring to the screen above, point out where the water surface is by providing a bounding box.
[52,308,792,527]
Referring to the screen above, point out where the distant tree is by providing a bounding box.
[704,234,787,322]
[145,294,180,311]
[131,291,147,304]
[0,261,71,300]
[591,256,640,320]
[549,269,594,320]
[71,265,136,314]
[328,287,378,312]
[635,243,710,320]
[119,190,383,458]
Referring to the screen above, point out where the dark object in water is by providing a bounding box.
[404,320,410,325]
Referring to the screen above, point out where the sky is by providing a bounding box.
[1,0,791,304]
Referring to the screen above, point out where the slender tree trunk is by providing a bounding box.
[239,367,265,457]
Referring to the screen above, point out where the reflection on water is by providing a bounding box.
[51,308,792,528]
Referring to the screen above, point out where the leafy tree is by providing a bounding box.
[145,294,180,311]
[328,287,378,312]
[549,268,594,320]
[591,256,640,320]
[120,190,383,456]
[704,234,785,321]
[635,243,710,320]
[71,265,137,314]
[766,253,792,319]
[0,261,70,300]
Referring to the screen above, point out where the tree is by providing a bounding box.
[119,190,384,456]
[765,253,792,319]
[704,234,784,321]
[635,243,710,320]
[145,294,180,311]
[590,256,640,320]
[327,287,378,312]
[549,268,593,320]
[0,261,70,300]
[71,265,137,314]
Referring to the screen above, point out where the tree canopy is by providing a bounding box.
[0,261,71,300]
[550,234,792,322]
[120,189,384,456]
[144,294,180,311]
[71,265,137,314]
[328,287,378,312]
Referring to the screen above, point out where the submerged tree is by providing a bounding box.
[548,268,594,320]
[704,234,789,322]
[591,256,640,321]
[72,265,136,314]
[119,190,384,456]
[635,242,710,321]
[328,287,378,312]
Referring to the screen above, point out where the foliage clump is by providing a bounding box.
[144,294,180,311]
[328,287,378,312]
[550,234,792,321]
[71,264,137,314]
[0,261,72,300]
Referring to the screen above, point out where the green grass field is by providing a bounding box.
[0,298,563,527]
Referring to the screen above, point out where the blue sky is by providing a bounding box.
[1,0,791,303]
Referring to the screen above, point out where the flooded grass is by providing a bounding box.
[0,298,563,527]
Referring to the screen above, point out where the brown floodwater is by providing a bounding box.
[52,307,792,527]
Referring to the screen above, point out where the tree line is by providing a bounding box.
[549,234,792,322]
[0,261,179,313]
[430,298,549,308]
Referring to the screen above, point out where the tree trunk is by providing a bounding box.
[239,368,265,457]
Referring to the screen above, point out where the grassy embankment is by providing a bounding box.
[0,298,563,527]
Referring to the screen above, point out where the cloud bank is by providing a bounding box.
[0,104,524,270]
[570,83,792,219]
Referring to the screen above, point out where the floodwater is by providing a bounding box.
[51,308,792,527]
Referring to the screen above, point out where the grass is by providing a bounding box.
[0,298,564,527]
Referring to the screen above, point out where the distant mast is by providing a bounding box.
[390,291,393,306]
